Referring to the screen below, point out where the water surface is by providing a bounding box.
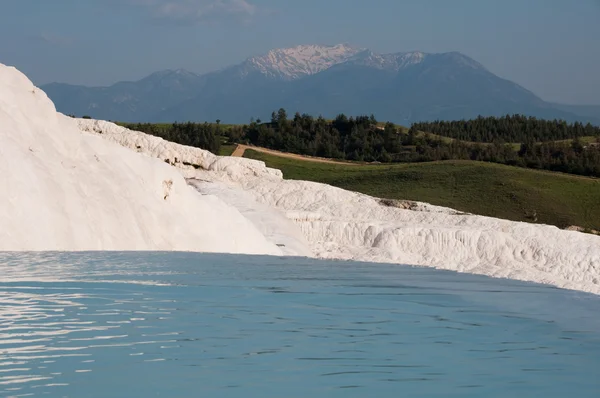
[1,252,599,397]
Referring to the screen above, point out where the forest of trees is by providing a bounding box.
[237,110,600,177]
[412,115,600,143]
[120,111,600,178]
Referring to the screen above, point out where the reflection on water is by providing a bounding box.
[1,252,599,397]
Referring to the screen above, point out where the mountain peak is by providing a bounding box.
[243,44,365,79]
[241,45,434,78]
[44,45,599,126]
[145,69,199,80]
[136,68,201,92]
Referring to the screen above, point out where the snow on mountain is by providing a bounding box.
[240,45,432,78]
[241,44,365,79]
[43,44,597,125]
[77,120,600,295]
[0,62,283,254]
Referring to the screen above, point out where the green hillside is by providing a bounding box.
[244,150,600,231]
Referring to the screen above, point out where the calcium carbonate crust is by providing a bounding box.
[0,63,282,255]
[2,61,598,295]
[76,119,600,295]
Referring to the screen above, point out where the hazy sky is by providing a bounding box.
[1,0,599,104]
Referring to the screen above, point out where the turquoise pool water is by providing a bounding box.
[1,252,599,397]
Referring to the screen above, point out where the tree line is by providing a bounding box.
[119,110,600,178]
[412,115,600,143]
[238,110,600,177]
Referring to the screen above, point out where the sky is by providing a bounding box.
[0,0,599,105]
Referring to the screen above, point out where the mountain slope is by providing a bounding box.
[369,52,571,123]
[43,69,205,122]
[42,45,600,125]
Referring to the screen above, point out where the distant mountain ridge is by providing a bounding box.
[41,44,600,125]
[549,103,600,121]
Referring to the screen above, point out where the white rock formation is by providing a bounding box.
[0,63,282,255]
[2,62,600,295]
[77,119,600,295]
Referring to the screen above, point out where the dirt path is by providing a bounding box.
[230,144,247,157]
[231,144,362,166]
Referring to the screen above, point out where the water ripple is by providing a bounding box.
[0,252,599,397]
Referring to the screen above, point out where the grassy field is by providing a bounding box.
[218,144,237,156]
[244,149,600,231]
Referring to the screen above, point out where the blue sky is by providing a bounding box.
[1,0,599,104]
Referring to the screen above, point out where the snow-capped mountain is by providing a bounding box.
[238,44,365,80]
[236,45,434,79]
[41,44,600,125]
